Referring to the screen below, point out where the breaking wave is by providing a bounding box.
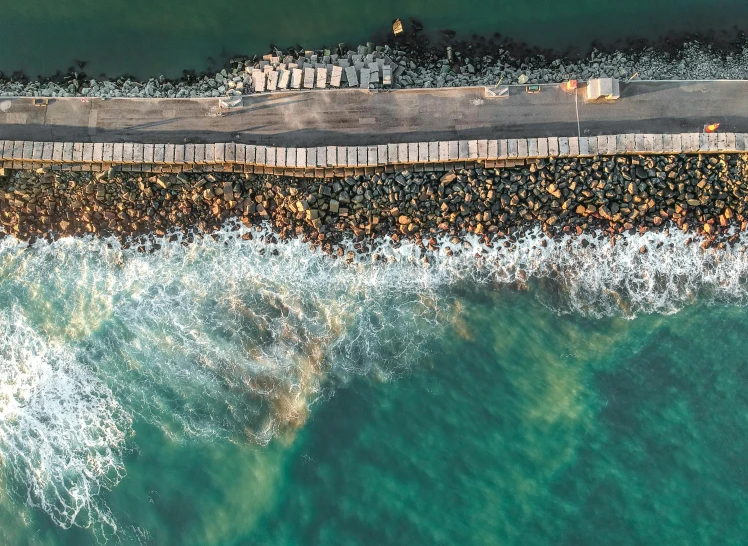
[1,221,748,537]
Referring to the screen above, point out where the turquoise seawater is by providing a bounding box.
[2,226,748,544]
[2,0,747,77]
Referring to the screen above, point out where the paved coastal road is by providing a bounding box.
[0,81,746,146]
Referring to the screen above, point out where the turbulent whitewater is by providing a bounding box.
[1,223,748,537]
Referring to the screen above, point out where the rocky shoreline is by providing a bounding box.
[1,153,747,254]
[1,38,748,98]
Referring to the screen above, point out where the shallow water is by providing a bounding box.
[2,0,747,78]
[1,227,748,544]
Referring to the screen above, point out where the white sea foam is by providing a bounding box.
[1,222,748,536]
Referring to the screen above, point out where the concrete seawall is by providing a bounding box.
[1,133,746,176]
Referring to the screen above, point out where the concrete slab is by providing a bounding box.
[408,142,418,163]
[348,146,357,166]
[568,137,579,156]
[597,136,609,155]
[326,146,336,166]
[266,147,276,167]
[52,142,63,162]
[164,144,175,163]
[276,147,287,167]
[419,142,428,163]
[174,144,185,163]
[367,145,377,166]
[652,134,664,153]
[670,134,682,154]
[547,137,559,157]
[255,145,265,165]
[725,132,737,151]
[316,146,326,167]
[185,144,195,163]
[527,138,538,157]
[154,144,165,163]
[378,145,388,164]
[245,145,256,164]
[225,143,235,162]
[537,138,548,157]
[662,134,673,153]
[398,143,409,164]
[215,143,225,163]
[63,142,74,162]
[699,133,709,151]
[487,140,498,159]
[93,143,102,162]
[457,140,468,160]
[439,141,449,161]
[102,143,113,162]
[558,137,569,157]
[429,141,439,162]
[507,139,518,158]
[468,140,478,160]
[579,137,589,156]
[588,137,598,155]
[498,140,508,159]
[387,143,398,163]
[616,134,626,154]
[42,142,54,161]
[297,148,307,168]
[448,141,458,161]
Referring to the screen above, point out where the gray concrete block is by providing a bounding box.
[468,140,478,159]
[63,142,74,162]
[102,143,113,162]
[527,138,538,157]
[215,143,225,163]
[93,143,103,162]
[507,138,518,158]
[588,137,598,155]
[315,146,326,167]
[379,145,388,164]
[568,137,579,157]
[255,145,265,165]
[71,142,83,162]
[616,134,626,154]
[53,142,63,162]
[428,141,439,162]
[32,142,44,161]
[408,143,418,163]
[725,132,737,151]
[652,134,664,153]
[547,137,559,157]
[185,144,195,163]
[438,141,449,161]
[265,147,276,167]
[448,141,458,161]
[123,142,133,162]
[357,146,367,166]
[368,145,378,166]
[458,140,469,160]
[112,143,123,162]
[670,134,682,154]
[326,146,336,166]
[477,139,488,159]
[418,142,428,163]
[42,142,54,161]
[634,134,645,152]
[276,147,287,167]
[558,137,569,157]
[154,144,165,163]
[498,139,508,159]
[164,144,175,163]
[487,140,498,159]
[389,143,399,163]
[400,143,410,163]
[578,137,589,156]
[537,138,548,157]
[174,144,185,163]
[245,145,256,164]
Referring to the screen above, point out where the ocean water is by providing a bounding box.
[2,225,748,544]
[2,0,747,78]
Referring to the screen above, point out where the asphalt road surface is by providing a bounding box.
[0,81,745,146]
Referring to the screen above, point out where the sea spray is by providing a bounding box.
[1,223,748,536]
